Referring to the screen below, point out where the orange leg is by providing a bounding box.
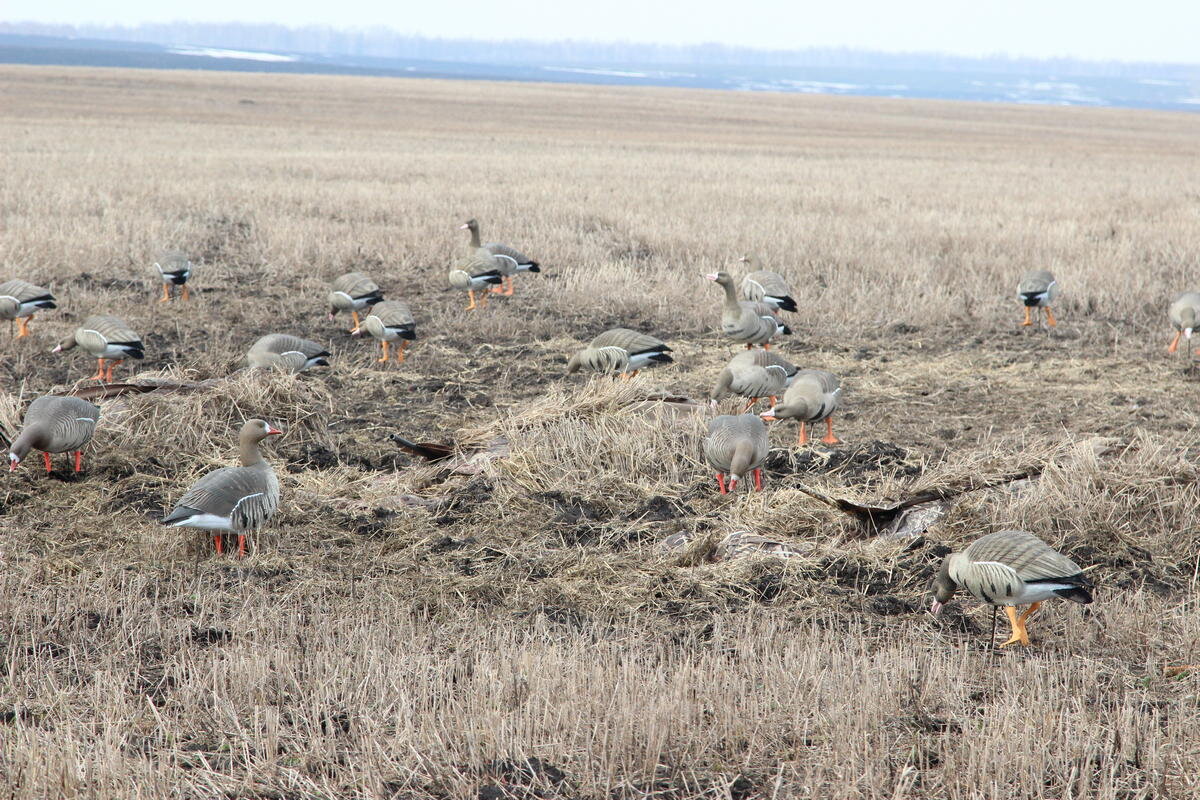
[181,284,190,301]
[763,343,771,351]
[480,289,490,307]
[717,473,727,494]
[90,358,108,381]
[1045,307,1057,327]
[745,343,754,350]
[377,340,390,362]
[159,284,171,303]
[16,315,32,338]
[1022,306,1032,327]
[797,423,808,446]
[1168,330,1182,354]
[213,535,224,555]
[753,468,763,492]
[740,397,759,413]
[466,290,478,311]
[395,339,409,364]
[74,451,82,473]
[821,417,841,445]
[350,310,361,332]
[768,395,778,407]
[237,534,246,559]
[503,276,515,296]
[42,452,52,473]
[104,360,122,382]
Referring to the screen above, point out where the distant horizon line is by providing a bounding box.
[4,19,1199,69]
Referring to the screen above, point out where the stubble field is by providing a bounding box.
[2,64,1200,799]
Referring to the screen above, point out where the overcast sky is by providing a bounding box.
[6,0,1195,63]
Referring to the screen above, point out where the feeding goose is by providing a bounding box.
[448,264,504,311]
[247,334,331,373]
[52,315,145,382]
[930,529,1093,648]
[327,272,384,331]
[162,419,282,558]
[710,349,798,412]
[1017,269,1059,327]
[703,413,770,494]
[761,369,841,445]
[154,250,193,302]
[566,328,673,378]
[460,218,540,296]
[7,395,100,474]
[1167,292,1200,355]
[0,279,57,338]
[352,300,416,364]
[739,256,797,313]
[706,271,791,349]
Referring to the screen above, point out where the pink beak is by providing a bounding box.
[930,600,944,616]
[704,273,719,281]
[327,312,335,321]
[51,345,62,353]
[459,223,470,230]
[266,427,283,436]
[727,477,738,491]
[8,459,18,472]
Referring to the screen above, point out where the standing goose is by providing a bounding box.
[706,271,791,349]
[352,300,416,364]
[566,328,673,378]
[52,315,145,382]
[703,413,770,494]
[7,395,100,474]
[460,218,541,296]
[327,272,385,331]
[710,349,798,412]
[738,256,797,313]
[154,250,193,302]
[162,419,282,558]
[0,279,57,338]
[448,262,504,311]
[930,529,1093,648]
[247,334,331,373]
[1017,269,1059,327]
[761,369,841,445]
[1166,292,1200,354]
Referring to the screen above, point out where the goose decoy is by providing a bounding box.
[154,250,192,302]
[738,256,797,313]
[7,395,100,474]
[448,266,503,311]
[246,334,330,373]
[162,418,282,558]
[460,218,540,296]
[710,349,798,412]
[0,279,57,338]
[706,271,791,349]
[1167,292,1200,354]
[52,315,145,382]
[566,328,673,378]
[761,369,841,445]
[327,272,384,331]
[352,300,416,364]
[1017,269,1059,327]
[703,413,769,494]
[930,529,1093,648]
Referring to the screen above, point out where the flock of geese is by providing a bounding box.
[5,220,1193,649]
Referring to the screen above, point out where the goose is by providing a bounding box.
[448,265,503,310]
[352,300,416,364]
[703,413,770,494]
[0,279,57,338]
[1017,269,1059,327]
[162,418,282,558]
[246,334,331,373]
[738,256,797,313]
[706,271,791,349]
[327,272,384,331]
[761,369,841,445]
[460,218,541,296]
[1167,292,1200,354]
[930,529,1093,648]
[7,395,100,474]
[154,250,192,302]
[710,349,798,412]
[52,315,145,382]
[566,328,673,378]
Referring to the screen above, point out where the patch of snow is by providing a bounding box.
[169,46,297,63]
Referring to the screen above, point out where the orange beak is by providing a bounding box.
[266,427,284,436]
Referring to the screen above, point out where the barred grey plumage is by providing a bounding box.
[710,349,797,403]
[1167,291,1200,353]
[703,413,769,492]
[328,272,384,324]
[247,334,330,373]
[566,328,672,376]
[7,395,100,472]
[707,271,791,347]
[739,256,797,313]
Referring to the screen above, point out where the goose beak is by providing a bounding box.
[930,600,944,616]
[350,327,362,336]
[1186,328,1193,339]
[327,312,336,322]
[727,474,740,491]
[51,345,62,353]
[704,273,719,281]
[760,410,777,421]
[266,427,284,436]
[459,223,470,230]
[8,456,18,472]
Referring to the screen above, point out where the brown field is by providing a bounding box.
[2,64,1200,799]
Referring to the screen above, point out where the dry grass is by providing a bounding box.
[2,64,1200,798]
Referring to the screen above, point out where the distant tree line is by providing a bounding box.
[3,20,1198,79]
